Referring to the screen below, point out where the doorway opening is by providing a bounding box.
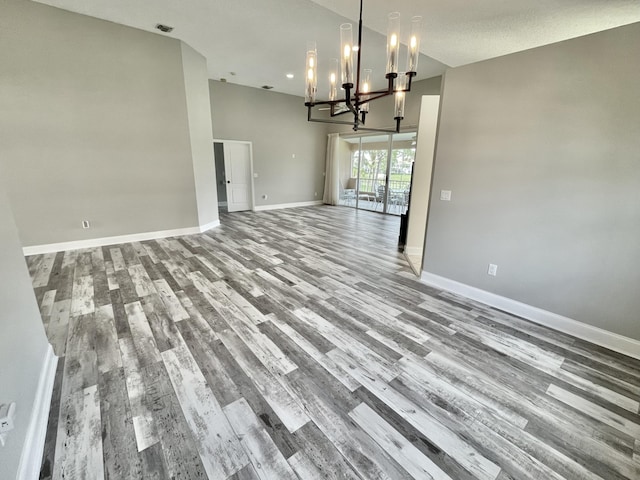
[338,132,416,216]
[213,140,255,214]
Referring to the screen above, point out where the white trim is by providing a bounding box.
[403,252,421,277]
[420,271,640,361]
[23,225,206,255]
[253,200,323,212]
[17,345,57,480]
[248,142,256,211]
[199,219,220,233]
[404,246,422,256]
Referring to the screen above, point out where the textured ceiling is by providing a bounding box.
[31,0,640,96]
[310,0,640,66]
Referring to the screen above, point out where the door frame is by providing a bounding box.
[213,139,255,212]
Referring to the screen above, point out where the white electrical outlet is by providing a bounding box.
[314,192,318,197]
[488,263,498,276]
[81,220,90,229]
[440,190,452,201]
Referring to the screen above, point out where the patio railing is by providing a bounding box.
[355,178,411,195]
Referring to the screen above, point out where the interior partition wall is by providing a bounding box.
[339,132,416,216]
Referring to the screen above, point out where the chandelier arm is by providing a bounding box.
[307,98,367,110]
[355,75,398,107]
[306,100,341,106]
[343,85,359,117]
[364,88,393,96]
[305,104,362,120]
[309,85,400,109]
[307,109,399,133]
[405,71,416,90]
[356,91,393,105]
[306,116,359,127]
[351,124,400,134]
[331,109,355,118]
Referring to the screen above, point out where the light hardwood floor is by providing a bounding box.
[28,206,640,479]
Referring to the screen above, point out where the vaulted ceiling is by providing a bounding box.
[32,0,640,96]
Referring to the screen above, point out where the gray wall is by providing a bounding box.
[0,180,51,479]
[424,23,640,340]
[209,81,328,206]
[0,0,213,247]
[180,43,219,227]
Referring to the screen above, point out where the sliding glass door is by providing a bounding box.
[388,134,415,215]
[340,132,416,216]
[352,136,388,212]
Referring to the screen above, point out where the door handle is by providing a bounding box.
[227,180,231,184]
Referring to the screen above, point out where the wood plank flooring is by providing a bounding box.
[29,205,640,479]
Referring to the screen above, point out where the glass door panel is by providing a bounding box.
[387,134,416,216]
[355,134,389,212]
[339,132,415,215]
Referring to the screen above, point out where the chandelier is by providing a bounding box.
[305,0,422,133]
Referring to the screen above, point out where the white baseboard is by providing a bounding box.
[253,200,323,212]
[199,219,220,233]
[420,271,640,361]
[22,223,220,256]
[17,345,58,480]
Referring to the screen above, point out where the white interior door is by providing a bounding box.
[224,142,252,212]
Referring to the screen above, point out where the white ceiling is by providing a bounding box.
[32,0,640,97]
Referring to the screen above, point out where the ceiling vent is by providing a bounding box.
[155,24,174,33]
[261,85,274,90]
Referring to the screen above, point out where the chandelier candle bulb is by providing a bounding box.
[386,12,401,75]
[394,74,406,119]
[394,90,405,119]
[340,23,354,86]
[305,41,317,103]
[329,58,338,101]
[407,16,422,73]
[361,68,371,112]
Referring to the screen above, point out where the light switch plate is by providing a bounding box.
[440,190,452,201]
